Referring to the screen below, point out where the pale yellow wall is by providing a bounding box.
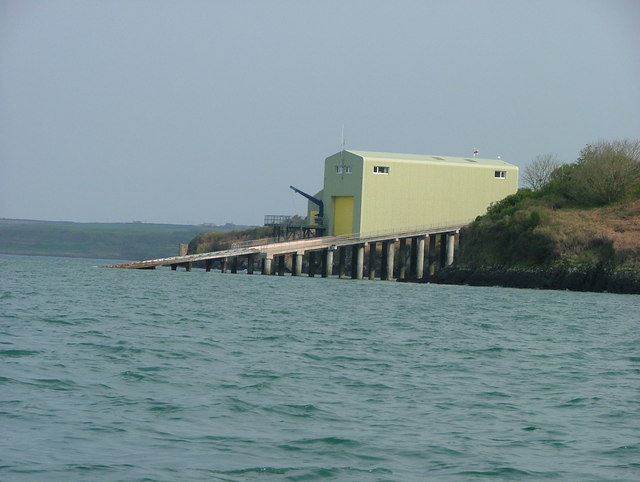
[359,157,518,234]
[320,151,519,236]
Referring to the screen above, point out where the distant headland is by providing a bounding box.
[0,219,254,261]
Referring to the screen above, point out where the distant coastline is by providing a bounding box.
[0,219,254,261]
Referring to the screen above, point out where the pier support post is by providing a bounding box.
[381,240,395,280]
[292,253,303,276]
[262,257,272,275]
[205,259,212,272]
[398,238,407,280]
[231,257,238,274]
[368,241,376,280]
[323,249,334,278]
[381,242,388,279]
[277,255,286,276]
[220,258,227,273]
[409,237,417,279]
[351,245,357,279]
[352,244,364,280]
[446,232,456,266]
[414,236,425,279]
[428,235,437,276]
[439,234,448,268]
[247,254,254,274]
[338,247,347,279]
[308,251,316,277]
[171,264,177,271]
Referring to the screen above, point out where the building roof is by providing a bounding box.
[345,150,516,168]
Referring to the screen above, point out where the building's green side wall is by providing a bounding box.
[321,151,364,235]
[307,189,323,225]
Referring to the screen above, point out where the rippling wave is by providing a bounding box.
[1,254,639,481]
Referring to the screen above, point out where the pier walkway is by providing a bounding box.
[105,224,464,280]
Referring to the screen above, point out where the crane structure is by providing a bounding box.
[289,185,324,228]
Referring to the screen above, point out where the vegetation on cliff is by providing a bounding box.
[188,226,273,254]
[457,140,640,272]
[188,216,308,253]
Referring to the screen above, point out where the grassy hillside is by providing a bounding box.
[188,226,274,254]
[0,219,253,261]
[457,140,640,272]
[459,195,640,271]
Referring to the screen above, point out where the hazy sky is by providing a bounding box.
[1,0,639,225]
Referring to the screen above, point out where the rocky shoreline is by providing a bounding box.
[401,266,640,295]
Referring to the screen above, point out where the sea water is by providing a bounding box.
[1,254,638,481]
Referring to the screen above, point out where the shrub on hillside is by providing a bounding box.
[484,189,535,220]
[537,140,640,208]
[568,140,640,206]
[460,204,555,268]
[189,226,273,254]
[522,154,563,191]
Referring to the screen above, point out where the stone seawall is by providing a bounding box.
[401,267,640,295]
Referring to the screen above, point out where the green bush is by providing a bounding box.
[485,189,534,219]
[459,205,555,269]
[537,140,640,207]
[188,226,273,254]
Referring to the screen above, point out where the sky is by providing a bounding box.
[1,0,639,226]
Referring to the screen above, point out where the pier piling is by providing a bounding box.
[353,244,365,280]
[323,249,334,278]
[398,239,407,280]
[446,232,456,266]
[368,242,377,280]
[247,254,255,274]
[415,236,426,279]
[106,226,462,281]
[293,253,303,276]
[262,257,272,275]
[338,247,347,279]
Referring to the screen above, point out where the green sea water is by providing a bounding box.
[1,254,639,481]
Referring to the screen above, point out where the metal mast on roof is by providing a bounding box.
[340,125,346,176]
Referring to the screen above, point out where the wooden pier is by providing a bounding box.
[105,225,463,280]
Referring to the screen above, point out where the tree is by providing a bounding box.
[570,139,640,206]
[522,154,563,191]
[289,214,307,225]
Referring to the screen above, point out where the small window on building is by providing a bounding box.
[336,165,352,174]
[373,166,389,174]
[494,170,507,179]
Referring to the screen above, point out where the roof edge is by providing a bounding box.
[336,149,517,167]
